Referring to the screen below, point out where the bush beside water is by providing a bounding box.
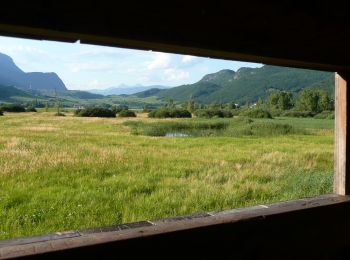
[118,110,137,117]
[124,118,305,137]
[242,109,272,119]
[194,109,233,118]
[282,110,315,118]
[0,104,26,112]
[26,107,37,112]
[75,107,116,118]
[314,111,335,119]
[148,108,192,118]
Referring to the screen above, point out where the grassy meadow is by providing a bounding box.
[0,112,334,239]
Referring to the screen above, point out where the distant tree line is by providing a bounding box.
[147,88,334,119]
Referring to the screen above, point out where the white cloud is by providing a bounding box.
[74,45,131,59]
[182,55,196,63]
[164,69,189,81]
[0,45,45,55]
[147,52,171,70]
[68,62,114,72]
[69,79,107,90]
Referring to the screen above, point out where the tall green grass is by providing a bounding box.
[0,113,334,239]
[124,118,307,137]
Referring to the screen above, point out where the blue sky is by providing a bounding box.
[0,36,263,90]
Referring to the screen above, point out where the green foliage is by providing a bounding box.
[0,104,26,112]
[54,112,65,117]
[75,107,116,118]
[123,120,230,136]
[26,107,37,112]
[281,110,315,118]
[269,109,284,117]
[256,98,265,109]
[0,113,333,239]
[140,65,334,104]
[268,91,294,110]
[148,108,192,118]
[185,99,195,112]
[54,98,62,115]
[297,89,333,113]
[142,105,152,113]
[124,118,306,137]
[242,109,272,119]
[226,102,237,109]
[209,103,224,109]
[314,110,335,119]
[0,85,32,102]
[112,105,129,114]
[0,109,3,116]
[118,109,137,117]
[246,122,304,136]
[165,99,176,109]
[194,109,233,118]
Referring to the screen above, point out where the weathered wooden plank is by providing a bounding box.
[334,72,350,195]
[0,231,80,248]
[0,194,349,259]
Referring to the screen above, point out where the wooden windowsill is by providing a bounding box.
[0,194,349,259]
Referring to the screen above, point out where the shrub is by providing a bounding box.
[112,105,129,114]
[142,105,153,113]
[247,122,305,136]
[194,109,233,118]
[270,109,284,117]
[148,108,192,118]
[54,112,65,116]
[243,109,272,119]
[282,110,315,118]
[26,107,37,112]
[314,110,335,119]
[118,109,137,117]
[0,104,26,112]
[0,110,3,116]
[230,109,241,117]
[123,120,228,136]
[75,107,116,118]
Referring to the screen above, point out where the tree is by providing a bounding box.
[256,98,265,109]
[319,90,334,111]
[45,101,49,112]
[186,99,195,112]
[226,102,236,109]
[268,91,294,110]
[297,88,333,113]
[165,99,175,109]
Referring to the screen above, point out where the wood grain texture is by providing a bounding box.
[0,2,349,71]
[334,73,349,194]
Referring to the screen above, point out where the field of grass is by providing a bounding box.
[0,112,334,239]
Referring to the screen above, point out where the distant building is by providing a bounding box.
[73,105,85,109]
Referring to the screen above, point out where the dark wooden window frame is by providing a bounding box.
[334,72,349,195]
[0,34,348,258]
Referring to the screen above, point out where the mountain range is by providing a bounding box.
[87,85,169,95]
[133,66,334,104]
[0,52,335,107]
[0,53,67,92]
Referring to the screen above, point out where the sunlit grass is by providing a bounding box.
[0,112,334,239]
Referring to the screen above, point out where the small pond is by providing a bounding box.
[165,132,191,137]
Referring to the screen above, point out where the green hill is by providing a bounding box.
[0,85,34,102]
[134,65,334,104]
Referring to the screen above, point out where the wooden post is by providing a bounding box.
[334,72,350,195]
